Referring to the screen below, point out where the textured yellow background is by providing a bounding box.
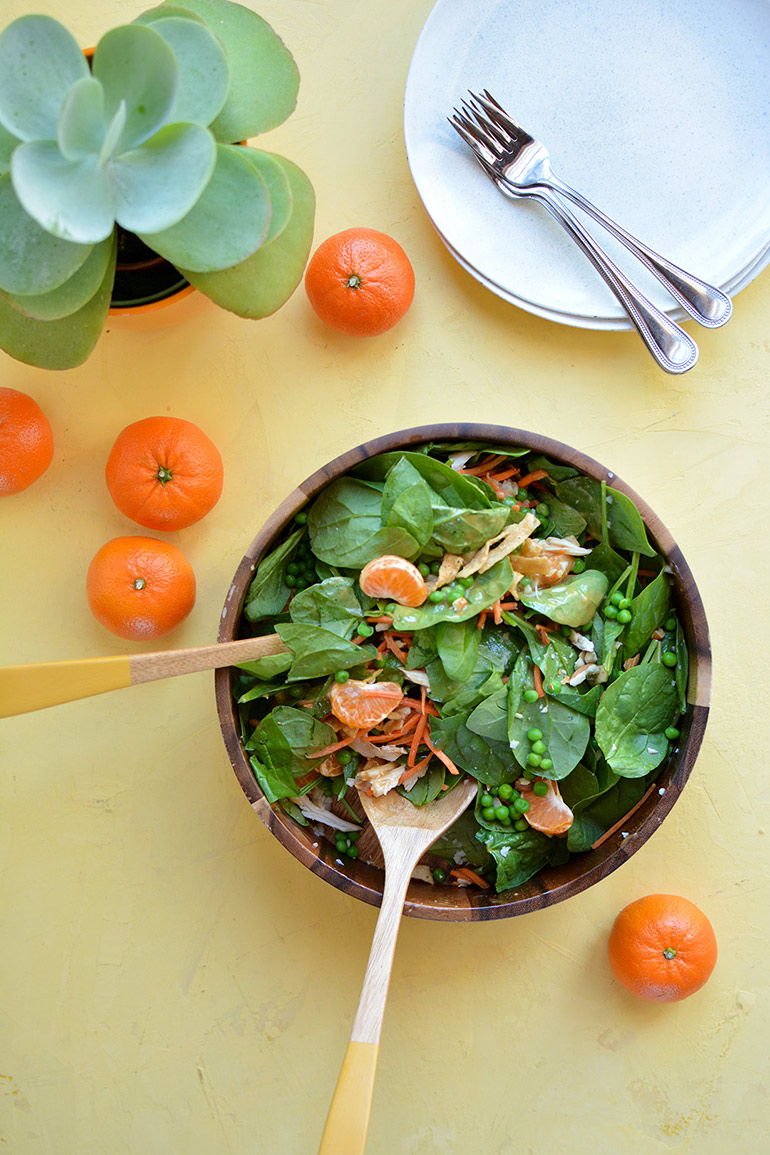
[2,2,768,1152]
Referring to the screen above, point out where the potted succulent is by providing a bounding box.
[0,0,315,369]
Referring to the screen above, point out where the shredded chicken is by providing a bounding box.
[290,794,361,832]
[350,738,408,761]
[352,760,404,796]
[539,535,592,556]
[457,512,539,579]
[402,668,431,689]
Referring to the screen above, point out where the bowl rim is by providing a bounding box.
[215,423,711,922]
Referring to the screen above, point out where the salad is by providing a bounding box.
[232,441,688,894]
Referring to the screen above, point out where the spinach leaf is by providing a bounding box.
[503,612,576,684]
[405,627,438,670]
[479,624,522,672]
[429,712,518,788]
[308,476,419,566]
[429,809,491,869]
[276,623,377,681]
[381,457,435,551]
[244,528,303,623]
[431,504,510,553]
[289,576,364,638]
[519,569,608,627]
[540,493,587,538]
[392,558,513,630]
[398,763,445,806]
[586,540,628,584]
[477,826,569,891]
[438,670,505,715]
[595,664,677,776]
[238,676,293,704]
[355,451,496,508]
[566,774,650,852]
[436,617,482,682]
[623,570,670,656]
[466,684,509,744]
[554,682,603,719]
[508,695,591,780]
[555,477,655,556]
[674,620,689,714]
[525,454,579,481]
[235,651,293,679]
[247,706,337,802]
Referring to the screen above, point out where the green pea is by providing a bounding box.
[662,652,677,667]
[531,740,546,755]
[285,574,298,588]
[604,604,618,619]
[499,815,512,827]
[480,793,494,807]
[545,681,561,695]
[539,757,553,772]
[418,563,430,577]
[334,670,350,683]
[294,511,308,525]
[337,749,352,765]
[514,819,528,832]
[286,562,299,575]
[347,846,359,859]
[429,590,445,603]
[616,609,632,624]
[335,837,347,853]
[513,797,530,813]
[519,577,533,589]
[618,597,632,610]
[357,623,374,637]
[481,806,497,822]
[498,783,514,801]
[526,728,543,742]
[665,726,680,740]
[535,502,550,518]
[610,591,623,607]
[524,689,539,703]
[572,558,586,574]
[432,867,447,883]
[665,617,677,631]
[517,488,529,500]
[494,805,510,821]
[290,685,305,699]
[460,576,475,589]
[527,753,541,768]
[538,520,551,536]
[430,561,441,575]
[348,829,360,841]
[533,781,548,797]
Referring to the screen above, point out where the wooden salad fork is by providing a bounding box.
[319,778,477,1155]
[0,634,287,718]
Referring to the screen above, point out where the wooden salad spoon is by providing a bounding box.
[318,778,478,1155]
[0,634,287,718]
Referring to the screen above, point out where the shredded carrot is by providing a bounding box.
[486,465,520,482]
[477,609,489,631]
[517,469,548,488]
[591,781,658,849]
[423,725,459,774]
[497,600,518,611]
[398,751,433,784]
[294,769,320,790]
[383,633,408,663]
[533,665,544,697]
[307,731,361,759]
[367,615,393,624]
[408,705,429,766]
[485,477,507,499]
[493,599,502,625]
[459,454,507,476]
[424,700,441,718]
[376,640,388,657]
[535,624,551,646]
[451,867,490,889]
[362,716,420,744]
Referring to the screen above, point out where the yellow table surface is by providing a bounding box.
[2,2,769,1151]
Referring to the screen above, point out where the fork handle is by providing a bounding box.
[529,187,699,373]
[547,176,732,329]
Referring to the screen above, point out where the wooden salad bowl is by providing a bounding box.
[214,424,711,922]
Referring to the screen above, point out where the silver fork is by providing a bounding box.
[449,95,715,373]
[463,92,732,330]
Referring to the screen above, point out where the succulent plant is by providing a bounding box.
[0,0,315,369]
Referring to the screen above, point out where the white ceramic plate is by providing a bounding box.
[404,0,770,329]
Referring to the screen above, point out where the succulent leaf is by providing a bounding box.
[0,15,88,143]
[138,143,269,272]
[0,121,18,175]
[134,5,208,27]
[182,155,313,317]
[12,141,115,244]
[159,0,299,140]
[1,235,114,320]
[57,77,106,161]
[0,173,92,294]
[92,24,178,152]
[234,146,292,243]
[0,230,116,369]
[110,122,216,233]
[138,16,230,127]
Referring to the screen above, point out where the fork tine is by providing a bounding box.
[463,97,512,152]
[456,101,505,156]
[473,90,530,144]
[452,106,503,160]
[448,113,498,172]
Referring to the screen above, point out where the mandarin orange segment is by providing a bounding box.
[359,555,427,607]
[521,779,574,835]
[329,679,404,729]
[607,894,718,1002]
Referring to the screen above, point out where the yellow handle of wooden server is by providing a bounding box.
[0,656,133,718]
[318,1041,379,1155]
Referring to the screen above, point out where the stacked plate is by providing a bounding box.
[403,0,770,330]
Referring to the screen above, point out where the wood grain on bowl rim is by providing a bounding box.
[215,423,711,922]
